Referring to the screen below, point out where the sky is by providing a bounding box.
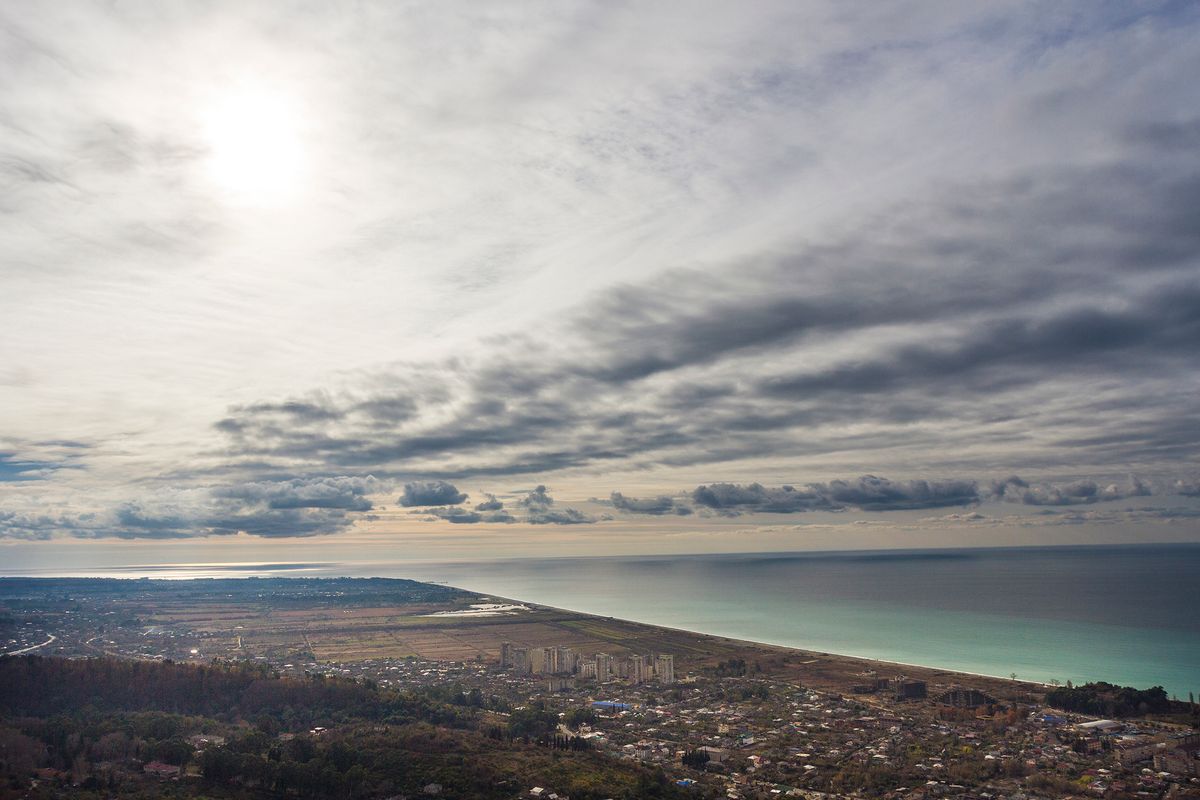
[2,1,1200,569]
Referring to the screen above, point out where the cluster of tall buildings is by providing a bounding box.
[500,642,674,684]
[850,675,928,700]
[500,643,579,676]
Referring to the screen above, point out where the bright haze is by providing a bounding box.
[2,2,1199,567]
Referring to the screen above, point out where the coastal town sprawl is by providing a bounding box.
[1,577,1197,799]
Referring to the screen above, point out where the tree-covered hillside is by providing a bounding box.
[0,656,692,800]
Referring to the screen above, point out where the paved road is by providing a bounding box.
[2,633,56,656]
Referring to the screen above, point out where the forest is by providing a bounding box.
[1045,682,1174,718]
[0,656,691,800]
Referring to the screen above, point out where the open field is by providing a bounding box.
[144,600,759,669]
[1,576,1048,703]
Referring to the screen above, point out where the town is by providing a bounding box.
[1,577,1197,800]
[292,651,1200,799]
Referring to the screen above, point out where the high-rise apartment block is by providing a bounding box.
[628,654,646,684]
[499,643,675,683]
[595,652,615,681]
[654,654,675,684]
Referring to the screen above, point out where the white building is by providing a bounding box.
[595,652,614,681]
[629,654,646,684]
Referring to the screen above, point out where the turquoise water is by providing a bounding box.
[7,544,1197,696]
[394,545,1200,697]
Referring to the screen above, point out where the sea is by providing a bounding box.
[400,544,1200,698]
[7,543,1198,697]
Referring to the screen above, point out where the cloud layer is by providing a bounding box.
[398,480,468,508]
[1,3,1199,543]
[0,476,379,540]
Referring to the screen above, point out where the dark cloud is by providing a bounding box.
[991,475,1153,506]
[114,502,192,532]
[610,491,693,516]
[526,507,596,525]
[822,476,979,511]
[690,477,978,514]
[760,284,1200,401]
[421,506,516,524]
[108,475,381,538]
[1137,505,1200,520]
[1118,476,1153,499]
[1171,478,1200,497]
[0,510,79,540]
[518,485,555,508]
[402,483,597,525]
[0,476,379,540]
[510,484,597,523]
[33,505,361,540]
[2,467,1195,539]
[352,396,418,425]
[692,483,835,514]
[207,129,1200,486]
[474,493,504,511]
[931,512,988,523]
[681,473,1181,516]
[203,509,365,538]
[238,401,345,423]
[214,476,377,511]
[398,480,467,507]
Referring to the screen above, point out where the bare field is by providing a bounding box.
[139,594,757,667]
[97,586,1041,700]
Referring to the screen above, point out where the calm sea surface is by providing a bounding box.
[399,545,1200,697]
[8,544,1198,697]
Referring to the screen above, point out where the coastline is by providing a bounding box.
[3,565,1189,698]
[396,545,1199,698]
[456,586,1054,699]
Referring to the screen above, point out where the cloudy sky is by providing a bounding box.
[2,1,1199,569]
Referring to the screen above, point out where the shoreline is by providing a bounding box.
[0,573,1178,698]
[460,586,1055,697]
[404,548,1197,698]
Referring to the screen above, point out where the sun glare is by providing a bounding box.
[203,86,305,206]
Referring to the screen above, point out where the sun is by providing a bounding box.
[203,85,305,206]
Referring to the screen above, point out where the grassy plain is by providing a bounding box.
[1,576,1042,701]
[131,586,1037,701]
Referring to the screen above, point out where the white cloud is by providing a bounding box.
[2,2,1199,545]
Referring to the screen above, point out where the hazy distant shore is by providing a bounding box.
[395,546,1199,698]
[3,544,1195,696]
